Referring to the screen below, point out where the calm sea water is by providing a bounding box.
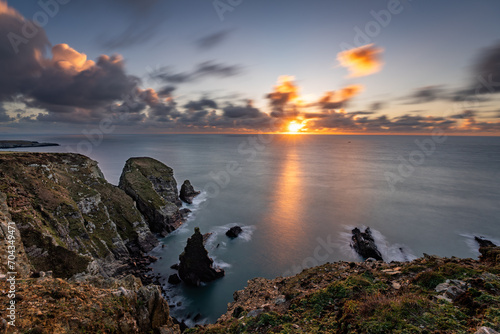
[4,133,500,324]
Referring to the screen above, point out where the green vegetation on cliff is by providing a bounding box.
[190,247,500,334]
[0,153,157,278]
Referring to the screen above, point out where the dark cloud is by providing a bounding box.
[157,86,176,97]
[370,101,385,111]
[473,42,500,95]
[317,85,363,110]
[184,98,218,111]
[309,111,458,133]
[223,101,263,118]
[405,86,445,104]
[0,1,50,99]
[92,0,163,50]
[449,110,476,119]
[150,61,243,84]
[196,30,232,50]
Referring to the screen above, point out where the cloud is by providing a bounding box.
[0,104,13,122]
[196,30,232,49]
[92,0,163,50]
[0,1,50,98]
[473,42,500,95]
[370,101,385,111]
[266,75,301,118]
[184,98,218,111]
[405,85,446,104]
[337,44,384,77]
[150,61,243,84]
[223,100,262,118]
[157,86,176,97]
[318,85,363,110]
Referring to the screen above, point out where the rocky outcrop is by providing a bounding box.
[0,275,180,333]
[226,226,243,238]
[179,180,200,204]
[351,227,383,261]
[178,227,224,286]
[475,236,497,248]
[119,158,184,237]
[0,153,158,278]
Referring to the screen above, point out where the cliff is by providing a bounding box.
[189,246,500,334]
[119,157,184,237]
[0,152,181,333]
[0,152,158,278]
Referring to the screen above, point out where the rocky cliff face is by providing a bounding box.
[0,153,181,333]
[0,153,158,278]
[119,157,184,237]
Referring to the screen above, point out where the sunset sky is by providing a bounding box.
[1,0,500,134]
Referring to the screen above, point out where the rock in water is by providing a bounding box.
[178,227,225,286]
[119,157,183,237]
[226,226,243,238]
[168,274,182,285]
[475,236,497,248]
[179,180,201,204]
[351,227,383,261]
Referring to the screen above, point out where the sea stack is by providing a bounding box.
[179,180,201,204]
[119,157,184,236]
[351,227,384,261]
[178,227,225,286]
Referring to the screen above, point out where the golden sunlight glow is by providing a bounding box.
[288,120,305,133]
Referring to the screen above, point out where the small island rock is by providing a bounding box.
[226,226,243,238]
[179,180,201,204]
[351,227,383,261]
[178,227,224,286]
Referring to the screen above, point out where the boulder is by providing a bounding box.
[351,227,383,261]
[179,180,200,204]
[226,226,243,238]
[178,227,225,286]
[168,274,181,285]
[119,157,183,237]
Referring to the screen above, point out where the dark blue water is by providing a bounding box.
[4,133,500,324]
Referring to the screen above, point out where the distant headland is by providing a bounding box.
[0,140,59,149]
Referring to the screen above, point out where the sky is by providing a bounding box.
[1,0,500,135]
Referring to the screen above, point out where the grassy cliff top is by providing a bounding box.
[190,247,500,334]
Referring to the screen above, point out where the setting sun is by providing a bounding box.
[288,120,304,133]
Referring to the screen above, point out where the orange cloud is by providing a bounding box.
[337,44,384,77]
[268,75,300,103]
[318,85,363,109]
[51,44,95,72]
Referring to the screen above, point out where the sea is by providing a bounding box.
[3,133,500,325]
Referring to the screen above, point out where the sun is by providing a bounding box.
[288,121,305,133]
